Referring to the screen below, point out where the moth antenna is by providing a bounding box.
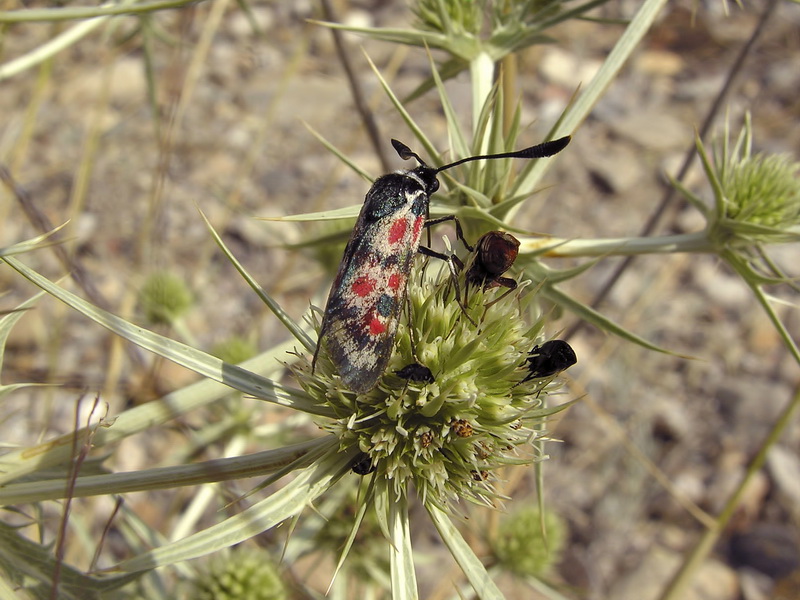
[391,139,427,166]
[391,136,571,172]
[436,136,571,173]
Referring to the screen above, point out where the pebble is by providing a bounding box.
[608,544,739,600]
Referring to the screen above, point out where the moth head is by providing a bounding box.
[391,139,440,195]
[390,136,572,197]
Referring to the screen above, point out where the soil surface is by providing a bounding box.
[1,1,799,598]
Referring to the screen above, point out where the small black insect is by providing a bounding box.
[466,230,521,291]
[351,452,376,475]
[396,362,435,384]
[522,339,577,382]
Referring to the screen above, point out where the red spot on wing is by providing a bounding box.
[369,314,386,335]
[352,276,376,297]
[388,273,402,290]
[388,218,408,244]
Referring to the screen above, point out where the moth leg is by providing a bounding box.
[483,276,519,309]
[311,343,320,374]
[423,214,474,252]
[418,245,477,327]
[311,323,327,375]
[496,276,518,290]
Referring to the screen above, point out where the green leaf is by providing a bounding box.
[389,489,418,600]
[428,50,470,161]
[668,174,711,220]
[304,122,374,184]
[0,292,46,390]
[364,53,437,165]
[0,438,330,505]
[508,0,670,216]
[0,0,203,23]
[311,21,450,51]
[200,209,315,352]
[402,57,469,104]
[0,335,304,486]
[2,256,326,415]
[458,205,525,231]
[519,253,602,285]
[373,478,393,544]
[328,478,374,591]
[721,249,800,365]
[0,522,138,599]
[724,219,800,244]
[695,133,727,223]
[0,257,333,486]
[542,284,679,355]
[259,204,361,222]
[0,0,130,80]
[112,439,347,573]
[427,504,505,599]
[0,222,68,257]
[0,295,53,402]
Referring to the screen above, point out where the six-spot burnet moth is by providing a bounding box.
[312,135,571,393]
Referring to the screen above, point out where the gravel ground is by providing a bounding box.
[1,0,799,598]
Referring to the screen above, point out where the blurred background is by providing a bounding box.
[1,0,799,598]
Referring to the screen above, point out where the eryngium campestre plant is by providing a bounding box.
[292,255,572,510]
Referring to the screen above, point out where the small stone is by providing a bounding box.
[581,141,646,194]
[767,445,800,509]
[730,523,800,579]
[228,7,274,37]
[609,545,739,600]
[539,47,602,89]
[693,261,751,310]
[610,110,689,151]
[635,50,685,77]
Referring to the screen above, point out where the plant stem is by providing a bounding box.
[470,52,495,144]
[520,231,714,258]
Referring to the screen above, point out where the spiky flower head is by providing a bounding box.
[412,0,568,41]
[717,152,800,232]
[293,254,572,510]
[679,113,800,248]
[412,0,482,36]
[190,548,286,600]
[138,271,193,325]
[491,505,567,577]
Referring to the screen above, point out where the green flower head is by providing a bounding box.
[492,505,567,577]
[684,113,800,248]
[719,152,800,231]
[191,548,287,600]
[139,271,193,325]
[293,253,573,509]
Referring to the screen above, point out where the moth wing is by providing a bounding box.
[318,174,425,392]
[324,311,399,393]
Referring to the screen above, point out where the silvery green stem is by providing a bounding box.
[520,231,714,258]
[470,51,495,143]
